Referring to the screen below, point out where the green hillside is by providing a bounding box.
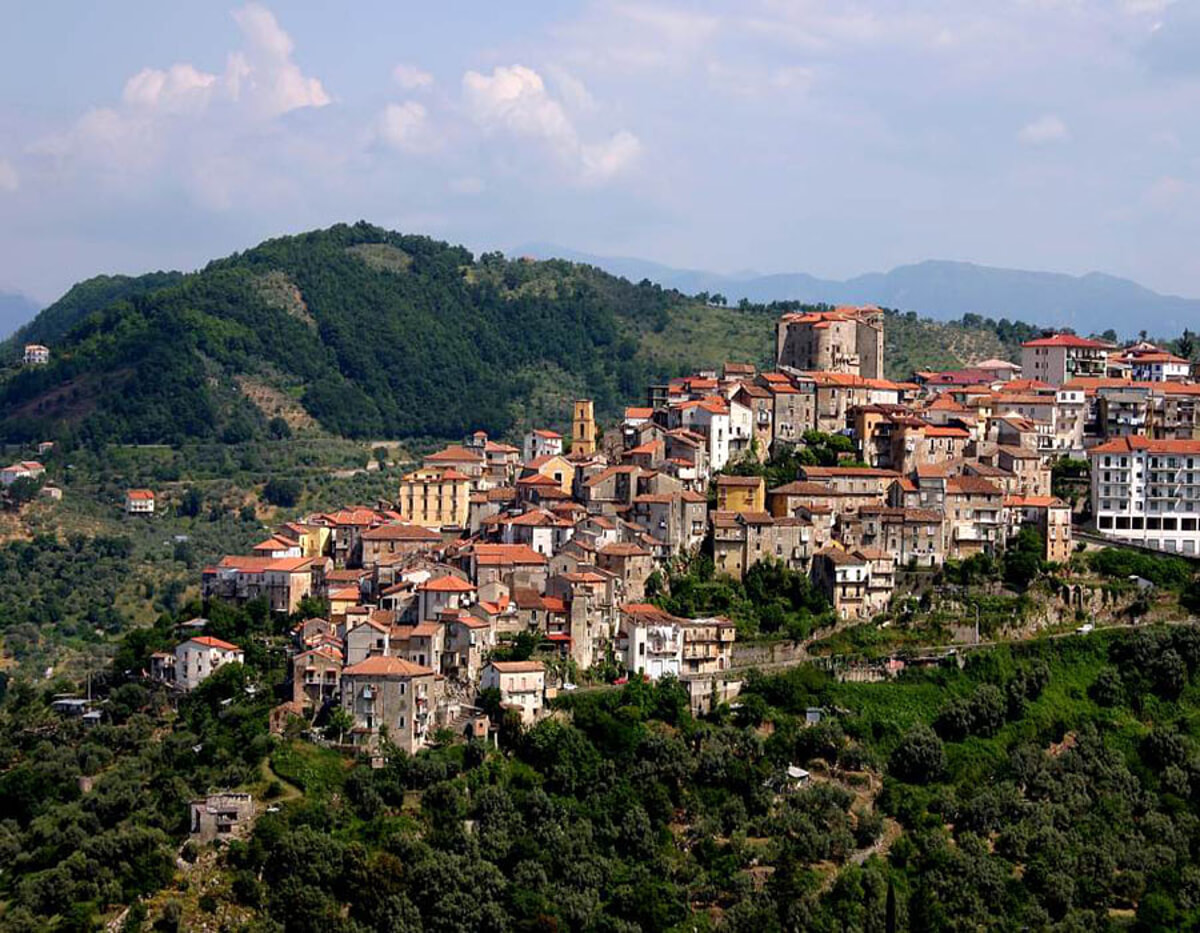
[0,224,1033,446]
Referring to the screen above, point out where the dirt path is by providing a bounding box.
[851,817,902,867]
[257,754,303,809]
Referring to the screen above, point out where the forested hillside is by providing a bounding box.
[6,619,1200,929]
[0,224,1034,447]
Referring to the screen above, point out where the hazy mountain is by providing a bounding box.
[515,245,1200,336]
[0,290,41,339]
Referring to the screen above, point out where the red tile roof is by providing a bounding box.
[342,656,433,677]
[1090,436,1200,455]
[1021,334,1108,349]
[425,445,485,463]
[487,660,546,673]
[418,575,476,593]
[186,635,241,652]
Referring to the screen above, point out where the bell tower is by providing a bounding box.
[571,399,596,456]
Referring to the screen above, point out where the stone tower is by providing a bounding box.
[572,399,597,456]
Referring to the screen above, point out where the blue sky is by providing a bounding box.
[1,1,1199,303]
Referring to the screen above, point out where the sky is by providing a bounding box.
[2,0,1200,304]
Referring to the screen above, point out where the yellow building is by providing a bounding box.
[397,467,470,528]
[715,475,766,513]
[523,453,575,494]
[278,521,332,559]
[572,399,597,456]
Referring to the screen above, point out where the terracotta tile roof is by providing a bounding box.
[488,660,546,673]
[947,477,1002,496]
[425,445,485,463]
[1090,435,1200,455]
[998,379,1054,392]
[507,509,570,527]
[417,575,476,592]
[816,546,866,565]
[185,635,241,652]
[803,466,901,479]
[1005,495,1067,508]
[621,602,682,624]
[598,542,651,557]
[253,535,297,551]
[770,481,835,496]
[975,358,1021,369]
[215,555,312,573]
[927,395,966,411]
[924,426,971,438]
[805,371,903,392]
[343,656,433,677]
[625,407,654,420]
[916,368,999,386]
[321,508,387,525]
[473,543,548,566]
[517,472,561,486]
[126,489,155,500]
[1021,333,1109,349]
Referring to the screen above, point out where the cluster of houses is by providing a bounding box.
[169,305,1200,754]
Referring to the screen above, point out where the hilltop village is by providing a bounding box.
[145,305,1200,751]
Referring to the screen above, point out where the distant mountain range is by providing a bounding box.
[515,245,1200,337]
[0,290,41,339]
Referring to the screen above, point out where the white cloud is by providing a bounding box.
[581,130,642,181]
[464,65,576,145]
[462,64,639,181]
[376,101,438,152]
[228,3,330,116]
[123,64,218,113]
[393,63,434,90]
[1018,114,1070,145]
[30,2,330,195]
[0,160,17,193]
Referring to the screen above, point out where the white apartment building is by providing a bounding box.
[1090,436,1200,555]
[1021,334,1109,386]
[175,636,244,691]
[481,660,546,724]
[618,605,684,680]
[674,398,733,471]
[522,429,563,462]
[1130,352,1192,383]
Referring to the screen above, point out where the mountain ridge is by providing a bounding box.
[0,223,1053,447]
[515,244,1200,335]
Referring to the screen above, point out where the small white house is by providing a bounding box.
[522,429,564,463]
[23,344,49,365]
[125,489,156,514]
[480,660,545,725]
[175,636,244,691]
[1,461,44,486]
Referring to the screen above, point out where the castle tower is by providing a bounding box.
[572,399,597,456]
